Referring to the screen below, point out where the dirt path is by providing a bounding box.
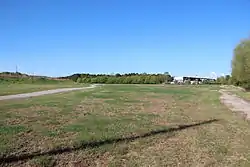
[219,89,250,119]
[0,84,100,101]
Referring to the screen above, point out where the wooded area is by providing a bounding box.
[63,73,173,84]
[231,37,250,90]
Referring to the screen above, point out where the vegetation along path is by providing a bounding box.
[0,84,100,101]
[220,88,250,120]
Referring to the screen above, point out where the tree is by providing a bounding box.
[76,77,82,83]
[164,72,173,83]
[69,74,81,82]
[225,75,231,85]
[231,38,250,89]
[164,72,170,75]
[216,76,226,85]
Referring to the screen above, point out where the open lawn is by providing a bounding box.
[1,84,250,167]
[0,83,89,96]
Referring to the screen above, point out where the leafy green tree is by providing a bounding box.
[144,76,151,84]
[70,74,80,82]
[216,76,229,85]
[76,77,82,83]
[90,77,97,83]
[106,77,117,84]
[164,72,173,83]
[231,38,250,89]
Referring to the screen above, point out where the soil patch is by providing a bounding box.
[219,89,250,120]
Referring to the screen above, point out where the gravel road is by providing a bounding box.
[219,89,250,119]
[0,84,99,101]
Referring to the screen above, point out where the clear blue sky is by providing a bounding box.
[1,0,249,77]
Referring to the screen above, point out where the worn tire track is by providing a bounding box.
[219,89,250,119]
[0,84,100,101]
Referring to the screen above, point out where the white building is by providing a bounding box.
[173,76,184,83]
[173,76,215,84]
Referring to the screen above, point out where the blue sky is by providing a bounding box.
[0,0,249,77]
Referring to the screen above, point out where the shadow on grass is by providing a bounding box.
[0,119,219,164]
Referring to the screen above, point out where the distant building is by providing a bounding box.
[173,76,184,83]
[173,76,215,84]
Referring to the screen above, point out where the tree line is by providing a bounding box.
[64,73,227,85]
[231,37,250,90]
[63,73,173,84]
[215,75,232,85]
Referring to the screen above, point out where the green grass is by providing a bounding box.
[235,92,250,102]
[0,83,89,96]
[0,125,28,135]
[1,84,250,166]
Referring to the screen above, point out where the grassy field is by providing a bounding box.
[1,84,250,167]
[0,83,88,96]
[235,91,250,101]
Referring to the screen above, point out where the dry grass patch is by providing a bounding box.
[2,85,250,166]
